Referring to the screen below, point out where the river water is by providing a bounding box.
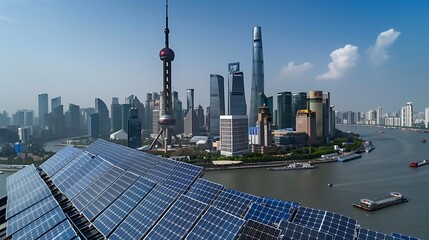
[204,125,428,239]
[0,126,427,238]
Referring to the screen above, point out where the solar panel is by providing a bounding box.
[6,164,37,190]
[143,158,182,184]
[92,176,156,238]
[37,219,78,240]
[144,194,208,240]
[7,168,45,203]
[39,146,82,177]
[185,206,245,240]
[85,139,139,170]
[244,202,290,226]
[6,195,58,236]
[127,151,161,175]
[12,206,67,240]
[357,228,397,240]
[238,219,281,240]
[50,153,93,187]
[162,161,203,193]
[6,182,51,219]
[81,171,139,221]
[56,155,107,193]
[211,188,256,217]
[64,158,113,200]
[185,178,224,204]
[391,232,421,240]
[291,206,357,239]
[260,197,300,214]
[279,220,334,240]
[70,165,123,211]
[109,184,181,240]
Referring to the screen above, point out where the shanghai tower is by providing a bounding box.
[249,26,264,126]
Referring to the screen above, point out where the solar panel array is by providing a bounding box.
[5,139,421,240]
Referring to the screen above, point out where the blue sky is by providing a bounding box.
[1,0,429,115]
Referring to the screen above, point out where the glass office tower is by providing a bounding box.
[249,26,264,126]
[209,74,225,135]
[38,93,48,127]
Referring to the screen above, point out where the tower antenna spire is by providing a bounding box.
[165,0,169,47]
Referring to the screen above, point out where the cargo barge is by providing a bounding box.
[409,160,429,168]
[338,153,362,162]
[353,192,408,211]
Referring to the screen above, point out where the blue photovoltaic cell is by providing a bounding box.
[185,206,245,240]
[357,228,397,240]
[56,156,106,193]
[81,171,139,221]
[292,206,357,239]
[391,232,421,240]
[37,219,78,240]
[40,146,82,177]
[6,164,37,190]
[279,220,334,240]
[109,185,180,240]
[92,176,156,238]
[244,202,290,226]
[6,184,51,219]
[145,195,207,240]
[260,197,300,214]
[12,206,66,240]
[6,195,58,236]
[70,165,123,210]
[7,169,45,203]
[185,178,224,204]
[239,219,281,240]
[128,152,161,175]
[50,153,93,187]
[143,158,182,184]
[162,162,203,193]
[64,158,112,200]
[211,188,256,217]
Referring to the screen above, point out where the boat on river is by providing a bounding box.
[266,162,315,171]
[421,138,426,143]
[409,160,429,168]
[353,192,408,211]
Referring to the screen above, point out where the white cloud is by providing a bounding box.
[316,44,358,80]
[281,62,313,78]
[369,28,401,65]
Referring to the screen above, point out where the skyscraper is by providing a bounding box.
[425,107,429,128]
[186,89,194,113]
[308,90,324,138]
[68,104,80,132]
[209,74,225,135]
[220,115,249,156]
[121,104,131,133]
[249,26,264,126]
[277,92,292,129]
[111,97,122,132]
[38,93,48,127]
[51,96,61,113]
[292,92,308,128]
[401,102,413,127]
[228,63,246,115]
[128,108,142,149]
[95,98,110,137]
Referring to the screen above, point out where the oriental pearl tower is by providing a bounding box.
[149,0,178,152]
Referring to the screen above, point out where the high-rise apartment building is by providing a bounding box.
[38,93,48,127]
[249,26,265,127]
[401,102,413,127]
[220,115,248,156]
[277,92,292,129]
[209,74,225,135]
[425,107,429,128]
[257,105,272,147]
[122,104,131,133]
[68,104,80,132]
[376,107,383,125]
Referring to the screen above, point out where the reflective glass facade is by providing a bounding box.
[209,74,225,135]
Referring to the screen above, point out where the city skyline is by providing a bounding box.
[1,1,429,114]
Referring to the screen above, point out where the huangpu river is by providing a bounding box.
[204,125,429,239]
[0,125,427,238]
